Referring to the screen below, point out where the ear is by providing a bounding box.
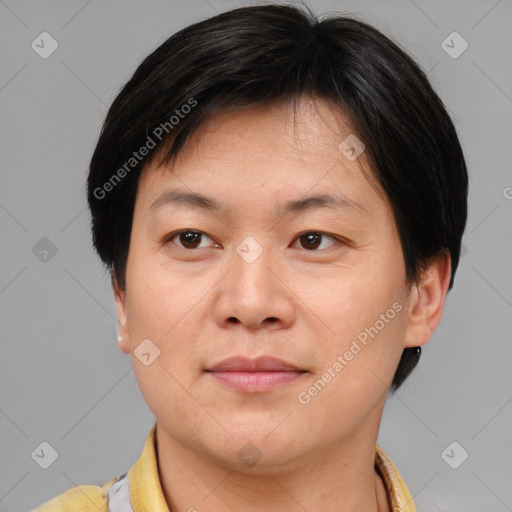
[403,251,452,348]
[112,274,131,354]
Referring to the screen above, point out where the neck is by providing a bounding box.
[155,421,390,512]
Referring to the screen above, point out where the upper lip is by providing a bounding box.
[206,355,305,372]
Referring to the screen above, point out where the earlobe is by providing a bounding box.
[112,274,131,354]
[403,251,452,349]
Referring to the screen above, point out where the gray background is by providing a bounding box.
[1,0,511,510]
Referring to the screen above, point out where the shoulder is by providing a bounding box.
[31,477,118,512]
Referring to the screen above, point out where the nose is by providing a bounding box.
[212,240,296,331]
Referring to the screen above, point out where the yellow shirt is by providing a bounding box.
[32,423,417,512]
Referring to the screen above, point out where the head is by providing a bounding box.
[87,2,467,468]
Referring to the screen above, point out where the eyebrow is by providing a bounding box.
[147,188,370,218]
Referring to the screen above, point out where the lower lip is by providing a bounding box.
[207,371,306,393]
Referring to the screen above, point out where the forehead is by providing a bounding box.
[136,97,386,216]
[156,97,366,170]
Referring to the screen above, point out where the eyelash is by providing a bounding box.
[164,229,344,252]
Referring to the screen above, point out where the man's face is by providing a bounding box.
[116,97,416,470]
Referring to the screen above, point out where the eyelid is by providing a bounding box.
[165,229,217,249]
[291,230,342,251]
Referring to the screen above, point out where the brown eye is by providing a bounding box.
[296,232,337,251]
[168,230,214,250]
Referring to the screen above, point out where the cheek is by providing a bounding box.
[316,266,401,334]
[305,259,408,390]
[126,252,197,334]
[296,312,407,440]
[129,246,218,335]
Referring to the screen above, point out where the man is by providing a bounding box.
[34,2,468,511]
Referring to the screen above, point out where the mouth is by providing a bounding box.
[204,355,308,393]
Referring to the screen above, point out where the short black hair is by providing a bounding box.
[87,1,468,391]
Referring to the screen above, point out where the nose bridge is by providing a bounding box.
[231,234,275,298]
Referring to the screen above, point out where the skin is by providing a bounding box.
[114,96,451,512]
